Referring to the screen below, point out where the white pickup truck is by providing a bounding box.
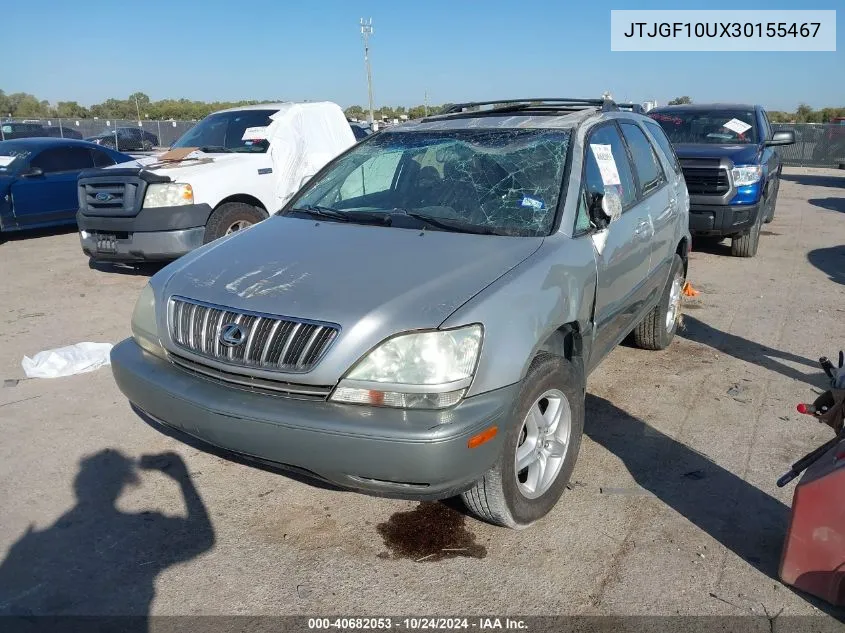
[76,101,356,262]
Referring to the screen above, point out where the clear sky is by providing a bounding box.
[5,0,843,111]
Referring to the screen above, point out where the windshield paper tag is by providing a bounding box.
[589,144,621,186]
[242,126,269,140]
[0,156,14,167]
[520,196,544,210]
[722,118,752,135]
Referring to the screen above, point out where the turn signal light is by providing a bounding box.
[468,426,498,449]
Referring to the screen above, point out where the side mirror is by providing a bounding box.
[588,190,621,230]
[766,130,795,146]
[22,166,44,178]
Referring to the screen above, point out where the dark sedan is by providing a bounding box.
[86,127,159,151]
[0,138,134,233]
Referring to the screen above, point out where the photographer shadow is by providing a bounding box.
[0,449,214,630]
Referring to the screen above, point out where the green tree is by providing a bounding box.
[668,96,692,105]
[55,101,90,118]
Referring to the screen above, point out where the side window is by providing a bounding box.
[338,150,403,200]
[92,149,116,167]
[31,147,94,173]
[619,122,665,197]
[644,121,681,175]
[574,124,638,234]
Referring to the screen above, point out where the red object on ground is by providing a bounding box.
[780,435,845,606]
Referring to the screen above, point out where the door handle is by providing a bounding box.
[633,220,652,240]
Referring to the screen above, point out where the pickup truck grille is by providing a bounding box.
[681,166,730,195]
[79,177,146,216]
[167,297,339,373]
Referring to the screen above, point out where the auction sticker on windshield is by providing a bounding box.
[590,144,622,186]
[722,118,752,135]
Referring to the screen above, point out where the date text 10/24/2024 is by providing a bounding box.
[308,617,528,630]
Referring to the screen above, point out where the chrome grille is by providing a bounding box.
[168,353,333,400]
[168,297,338,372]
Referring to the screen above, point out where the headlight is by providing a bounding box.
[142,183,194,208]
[330,325,482,410]
[731,165,762,186]
[131,283,164,358]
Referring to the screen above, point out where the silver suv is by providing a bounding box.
[113,98,691,528]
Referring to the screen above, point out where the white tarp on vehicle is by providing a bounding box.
[265,102,356,208]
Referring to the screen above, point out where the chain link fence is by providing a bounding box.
[0,117,197,150]
[773,123,845,168]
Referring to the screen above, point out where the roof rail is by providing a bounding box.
[616,102,645,114]
[436,98,620,117]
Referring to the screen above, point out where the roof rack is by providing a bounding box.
[616,102,645,114]
[436,98,620,118]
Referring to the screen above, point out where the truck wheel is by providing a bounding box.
[730,207,762,258]
[461,354,584,529]
[204,202,266,244]
[632,254,685,351]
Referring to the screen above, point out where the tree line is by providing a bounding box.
[666,96,845,123]
[3,89,842,124]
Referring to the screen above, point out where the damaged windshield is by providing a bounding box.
[285,128,570,236]
[171,109,276,153]
[649,110,758,145]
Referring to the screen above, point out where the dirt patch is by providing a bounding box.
[760,231,781,236]
[377,502,486,562]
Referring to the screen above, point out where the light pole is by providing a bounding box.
[360,18,375,125]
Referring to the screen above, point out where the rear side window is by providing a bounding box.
[92,149,116,167]
[619,122,665,196]
[643,120,681,175]
[31,147,95,173]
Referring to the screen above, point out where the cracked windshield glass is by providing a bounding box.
[287,128,570,236]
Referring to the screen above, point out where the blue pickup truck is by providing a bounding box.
[648,104,794,257]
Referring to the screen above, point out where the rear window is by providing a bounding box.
[649,109,758,145]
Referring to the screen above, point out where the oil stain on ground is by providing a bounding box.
[377,502,487,562]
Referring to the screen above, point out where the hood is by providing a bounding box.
[104,152,250,180]
[673,143,761,165]
[159,216,542,380]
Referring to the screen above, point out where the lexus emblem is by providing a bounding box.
[219,323,247,347]
[95,192,114,202]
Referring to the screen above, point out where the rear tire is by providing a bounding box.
[203,202,266,244]
[461,354,584,529]
[632,254,685,351]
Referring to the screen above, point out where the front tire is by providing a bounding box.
[632,254,685,351]
[203,202,266,244]
[461,354,584,529]
[731,206,763,257]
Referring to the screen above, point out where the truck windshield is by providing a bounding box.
[649,110,759,145]
[171,109,277,153]
[286,128,570,237]
[0,142,32,173]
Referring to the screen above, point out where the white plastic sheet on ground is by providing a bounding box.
[22,342,114,379]
[266,102,356,208]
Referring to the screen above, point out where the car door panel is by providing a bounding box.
[585,123,652,371]
[10,146,94,227]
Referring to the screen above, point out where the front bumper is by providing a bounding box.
[111,338,515,499]
[77,203,213,262]
[688,201,762,237]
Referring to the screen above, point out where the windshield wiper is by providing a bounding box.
[288,205,352,222]
[197,146,234,153]
[395,210,505,235]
